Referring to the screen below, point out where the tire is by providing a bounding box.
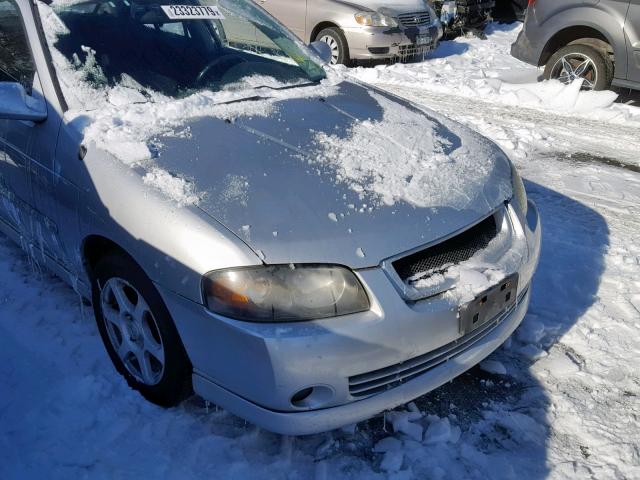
[315,27,350,66]
[92,253,192,407]
[544,44,613,91]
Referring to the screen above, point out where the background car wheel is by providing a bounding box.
[92,253,192,407]
[544,44,613,91]
[315,27,350,66]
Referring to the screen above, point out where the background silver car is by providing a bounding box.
[1,0,539,434]
[257,0,444,64]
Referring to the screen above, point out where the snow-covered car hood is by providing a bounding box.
[151,81,513,268]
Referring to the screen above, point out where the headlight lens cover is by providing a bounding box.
[203,264,370,322]
[354,11,398,27]
[511,163,528,217]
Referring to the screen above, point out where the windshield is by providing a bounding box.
[46,0,326,100]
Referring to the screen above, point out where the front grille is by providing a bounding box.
[347,286,528,398]
[393,214,498,282]
[397,11,432,28]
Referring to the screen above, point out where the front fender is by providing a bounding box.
[76,148,261,303]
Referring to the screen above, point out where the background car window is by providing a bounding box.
[0,0,36,90]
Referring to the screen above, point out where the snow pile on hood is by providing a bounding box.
[345,23,640,126]
[307,91,512,211]
[38,2,342,205]
[142,168,201,207]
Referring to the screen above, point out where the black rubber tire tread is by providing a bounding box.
[544,44,613,91]
[92,253,193,407]
[315,27,351,66]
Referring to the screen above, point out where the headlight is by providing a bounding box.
[354,11,398,27]
[203,264,370,322]
[511,164,528,217]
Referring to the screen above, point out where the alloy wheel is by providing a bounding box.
[319,34,340,65]
[550,53,597,91]
[100,277,165,385]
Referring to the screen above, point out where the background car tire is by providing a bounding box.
[92,253,192,407]
[315,27,351,66]
[544,44,613,91]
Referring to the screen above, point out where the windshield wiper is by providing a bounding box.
[214,82,316,105]
[252,81,318,91]
[216,94,274,105]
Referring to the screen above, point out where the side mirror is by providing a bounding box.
[309,41,333,65]
[0,82,47,122]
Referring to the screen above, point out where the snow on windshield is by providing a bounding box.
[307,91,512,212]
[38,1,341,205]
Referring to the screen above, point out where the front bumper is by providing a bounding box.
[194,288,530,435]
[160,200,541,435]
[343,23,442,61]
[510,23,541,66]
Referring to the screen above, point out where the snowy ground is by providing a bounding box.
[2,23,640,480]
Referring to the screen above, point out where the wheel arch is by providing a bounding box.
[81,234,141,285]
[310,21,342,43]
[540,25,614,68]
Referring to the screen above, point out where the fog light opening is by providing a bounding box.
[290,388,314,406]
[290,385,335,409]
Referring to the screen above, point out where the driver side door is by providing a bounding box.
[0,0,36,234]
[0,0,66,267]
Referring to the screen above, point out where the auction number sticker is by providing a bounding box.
[161,5,225,20]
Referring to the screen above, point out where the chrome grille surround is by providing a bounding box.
[397,11,432,28]
[347,286,529,398]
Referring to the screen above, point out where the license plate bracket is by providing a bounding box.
[458,274,519,335]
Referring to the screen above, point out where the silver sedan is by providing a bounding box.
[257,0,444,65]
[0,0,540,435]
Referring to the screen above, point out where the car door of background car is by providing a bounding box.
[0,0,67,269]
[257,0,307,40]
[626,0,640,83]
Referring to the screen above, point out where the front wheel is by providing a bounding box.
[315,27,351,66]
[544,44,613,91]
[92,253,192,407]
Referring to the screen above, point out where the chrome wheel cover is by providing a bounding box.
[550,53,598,91]
[319,34,340,65]
[100,277,165,385]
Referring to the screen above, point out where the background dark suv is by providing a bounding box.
[512,0,640,91]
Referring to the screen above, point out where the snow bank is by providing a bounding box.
[344,23,640,126]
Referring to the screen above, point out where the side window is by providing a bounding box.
[0,0,36,90]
